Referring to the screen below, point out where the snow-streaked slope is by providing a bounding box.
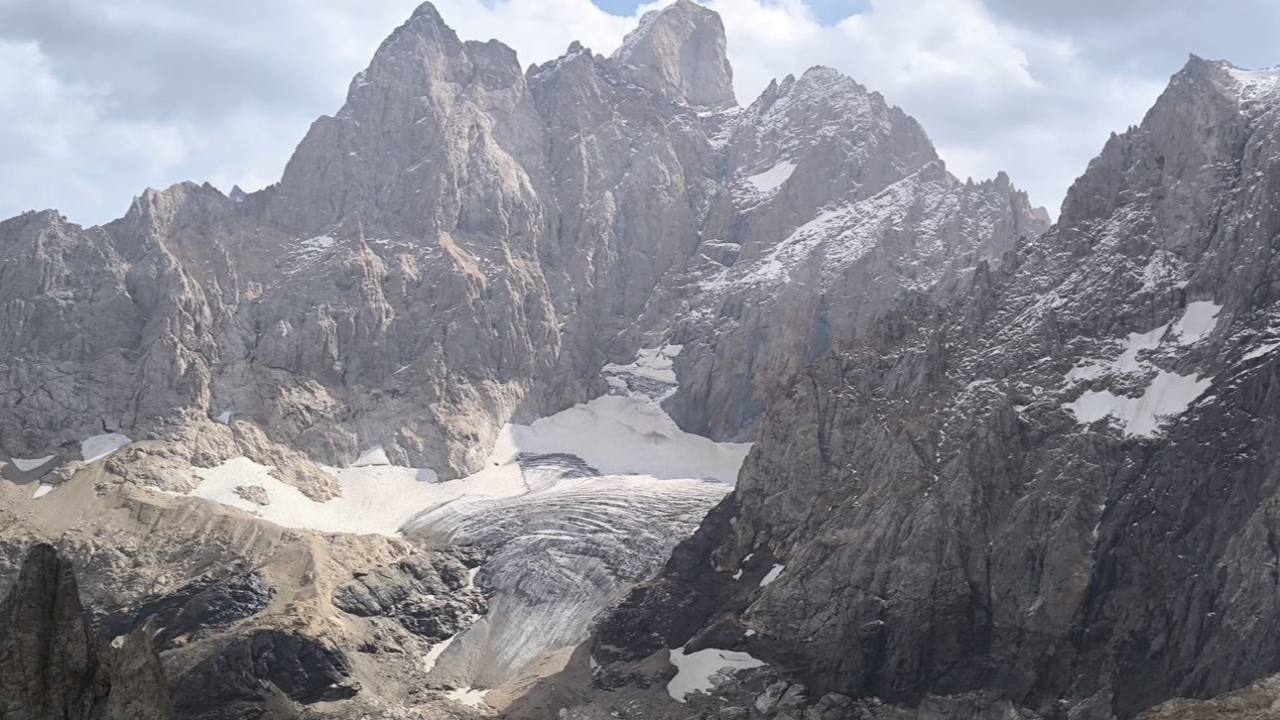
[1227,65,1280,103]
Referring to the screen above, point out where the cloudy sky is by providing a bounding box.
[1,0,1276,225]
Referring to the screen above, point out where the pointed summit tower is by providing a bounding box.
[609,0,736,108]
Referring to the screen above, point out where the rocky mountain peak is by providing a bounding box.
[609,0,735,108]
[408,0,446,24]
[1058,51,1266,229]
[1173,54,1279,100]
[343,1,470,103]
[270,0,541,235]
[582,42,1280,720]
[1147,53,1280,123]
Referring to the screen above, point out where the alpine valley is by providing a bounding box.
[1,2,1278,720]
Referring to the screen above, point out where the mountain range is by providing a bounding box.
[1,2,1277,720]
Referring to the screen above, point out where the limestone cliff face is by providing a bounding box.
[0,1,1042,484]
[593,56,1280,720]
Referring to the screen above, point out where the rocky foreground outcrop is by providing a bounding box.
[0,544,173,720]
[0,463,496,720]
[1136,674,1280,720]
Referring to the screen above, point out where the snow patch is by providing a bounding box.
[1116,324,1170,373]
[1066,323,1170,382]
[1065,362,1106,382]
[81,433,130,463]
[300,235,336,252]
[444,687,489,708]
[216,411,234,424]
[505,394,748,484]
[745,161,796,194]
[351,445,390,468]
[602,344,683,386]
[1243,341,1280,362]
[422,634,458,674]
[1066,371,1211,437]
[32,484,54,499]
[759,563,785,587]
[1173,301,1221,345]
[668,646,767,702]
[11,455,54,472]
[187,457,503,536]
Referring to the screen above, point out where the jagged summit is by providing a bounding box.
[1159,54,1280,108]
[409,0,446,23]
[1059,51,1276,227]
[609,0,735,108]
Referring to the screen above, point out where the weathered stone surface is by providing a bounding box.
[169,629,357,720]
[101,570,272,651]
[1136,674,1280,720]
[610,0,735,108]
[332,550,484,641]
[0,543,173,720]
[590,56,1280,720]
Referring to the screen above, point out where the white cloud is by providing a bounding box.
[0,39,187,221]
[0,0,1186,224]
